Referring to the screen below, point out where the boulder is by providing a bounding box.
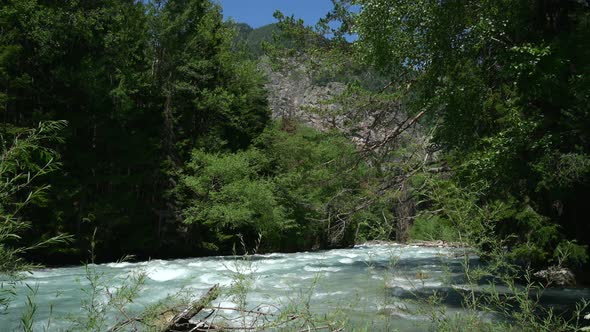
[533,266,576,287]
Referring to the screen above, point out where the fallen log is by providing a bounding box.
[162,284,220,332]
[107,284,220,332]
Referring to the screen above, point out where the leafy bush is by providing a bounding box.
[176,122,382,252]
[409,215,460,242]
[0,121,70,310]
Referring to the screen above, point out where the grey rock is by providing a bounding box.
[533,266,576,287]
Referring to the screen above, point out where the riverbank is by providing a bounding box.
[360,240,472,249]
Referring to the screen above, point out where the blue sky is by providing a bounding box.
[215,0,335,28]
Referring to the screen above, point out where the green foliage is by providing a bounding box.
[19,284,39,332]
[0,121,69,272]
[0,120,70,311]
[455,245,590,332]
[177,122,381,252]
[553,240,588,268]
[1,2,588,329]
[410,172,588,266]
[354,0,590,267]
[180,149,291,249]
[409,215,460,243]
[228,22,280,58]
[535,153,590,191]
[67,266,148,331]
[0,0,270,261]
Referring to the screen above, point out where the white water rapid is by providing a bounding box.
[1,243,588,331]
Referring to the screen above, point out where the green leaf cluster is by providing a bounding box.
[354,0,590,266]
[176,123,381,252]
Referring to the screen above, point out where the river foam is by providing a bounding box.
[1,243,588,331]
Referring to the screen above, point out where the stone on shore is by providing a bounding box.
[533,266,576,287]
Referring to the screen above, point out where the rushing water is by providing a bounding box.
[1,243,589,331]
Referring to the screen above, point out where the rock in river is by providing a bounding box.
[534,266,576,287]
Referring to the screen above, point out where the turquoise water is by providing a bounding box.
[1,244,588,331]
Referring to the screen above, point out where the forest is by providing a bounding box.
[1,0,589,331]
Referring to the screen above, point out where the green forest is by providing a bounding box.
[1,0,590,330]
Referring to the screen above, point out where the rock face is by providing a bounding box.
[261,58,346,131]
[260,58,424,151]
[533,266,576,287]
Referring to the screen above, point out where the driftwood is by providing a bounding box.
[107,284,219,332]
[162,284,220,332]
[409,240,470,248]
[108,283,344,331]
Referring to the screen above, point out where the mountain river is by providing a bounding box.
[1,243,588,331]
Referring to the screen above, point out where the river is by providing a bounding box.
[1,243,588,331]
